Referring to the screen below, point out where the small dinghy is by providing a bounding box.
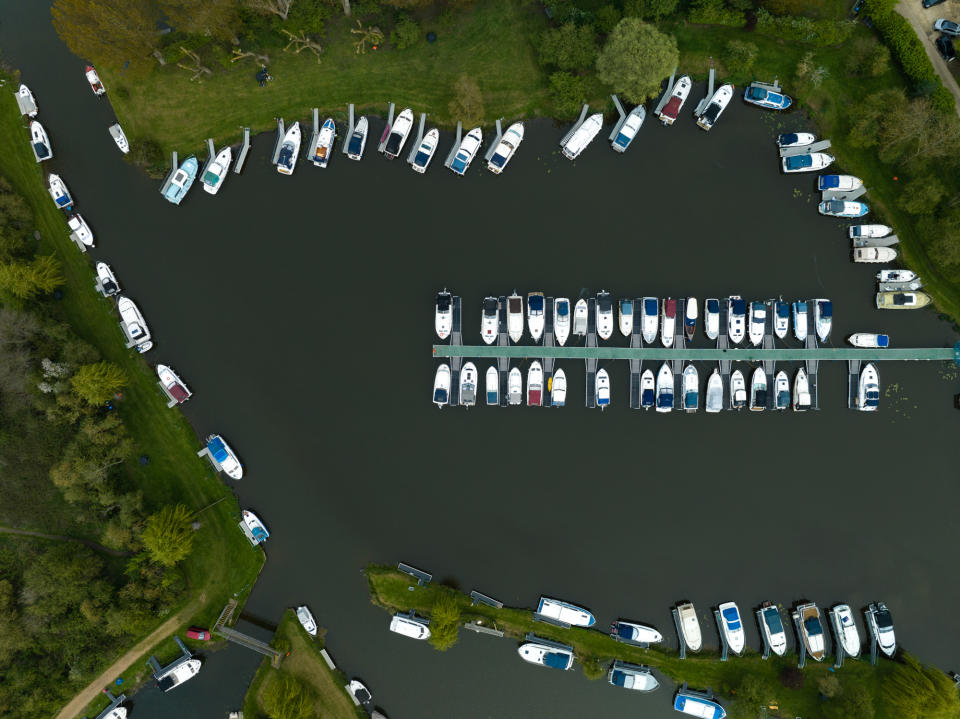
[517,640,573,670]
[117,296,152,352]
[758,603,787,656]
[207,434,243,479]
[538,597,595,626]
[876,291,932,309]
[411,128,440,174]
[658,75,691,125]
[743,83,792,110]
[527,361,543,407]
[157,364,191,405]
[508,367,522,405]
[611,620,663,645]
[276,122,302,175]
[854,247,897,263]
[528,292,545,342]
[485,366,499,405]
[727,296,746,344]
[850,224,892,239]
[384,108,414,160]
[730,370,747,410]
[596,368,611,409]
[748,301,766,347]
[67,214,94,248]
[818,174,862,192]
[774,370,790,410]
[310,117,336,168]
[782,152,834,173]
[202,146,232,195]
[656,362,674,413]
[777,132,815,148]
[85,65,106,96]
[704,298,720,340]
[814,299,832,341]
[792,301,808,342]
[608,661,658,692]
[798,603,826,661]
[820,200,868,218]
[877,269,916,283]
[561,112,603,160]
[481,296,498,345]
[450,126,482,176]
[596,290,614,341]
[15,84,38,117]
[661,298,677,347]
[432,364,450,407]
[676,603,702,652]
[718,602,745,655]
[848,333,889,348]
[435,290,452,340]
[857,363,880,412]
[108,123,129,154]
[460,362,478,408]
[793,368,811,411]
[346,116,369,161]
[573,298,588,336]
[684,297,698,341]
[48,173,74,211]
[619,299,634,337]
[833,604,861,658]
[241,509,269,544]
[682,364,698,413]
[163,156,199,205]
[554,298,571,346]
[868,602,896,657]
[551,368,567,407]
[749,367,767,412]
[296,606,318,636]
[705,369,723,413]
[611,105,646,152]
[774,300,789,339]
[507,292,524,343]
[640,369,655,410]
[30,121,52,162]
[96,262,120,297]
[487,122,524,173]
[641,297,659,344]
[696,84,734,131]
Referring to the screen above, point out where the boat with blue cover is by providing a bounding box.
[30,121,52,162]
[759,603,787,656]
[774,371,790,410]
[551,368,567,407]
[346,116,368,161]
[640,369,655,410]
[848,333,889,348]
[814,299,832,342]
[411,128,439,174]
[485,366,498,406]
[487,122,524,173]
[656,363,674,413]
[202,147,232,195]
[48,173,73,211]
[608,661,658,692]
[792,301,808,342]
[117,296,152,353]
[819,200,869,218]
[276,122,301,175]
[641,297,659,344]
[555,298,571,346]
[674,689,726,719]
[241,509,269,545]
[449,127,482,176]
[748,301,766,346]
[537,597,596,626]
[704,298,720,340]
[596,368,611,409]
[528,292,545,342]
[743,84,792,110]
[518,640,573,670]
[818,174,863,191]
[611,620,663,645]
[619,299,633,337]
[782,152,834,173]
[728,296,746,344]
[682,365,698,413]
[777,132,815,148]
[718,602,745,655]
[206,434,243,479]
[611,105,646,153]
[163,156,199,205]
[774,300,789,339]
[433,364,450,408]
[309,117,336,168]
[798,603,826,661]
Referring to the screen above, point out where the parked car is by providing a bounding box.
[935,18,960,36]
[924,0,947,9]
[186,627,211,640]
[937,34,957,62]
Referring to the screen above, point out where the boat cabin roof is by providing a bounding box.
[762,607,784,633]
[508,297,522,312]
[597,294,612,311]
[706,299,719,312]
[644,298,658,313]
[804,616,823,635]
[819,174,840,188]
[436,293,451,310]
[875,609,893,627]
[819,301,833,317]
[529,295,544,311]
[779,133,800,144]
[785,154,813,169]
[556,300,569,316]
[721,607,741,628]
[543,651,569,669]
[731,299,746,314]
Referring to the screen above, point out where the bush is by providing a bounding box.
[931,86,956,114]
[899,176,946,215]
[71,362,127,405]
[448,74,484,126]
[549,71,586,118]
[593,5,621,33]
[428,593,461,651]
[391,14,420,49]
[723,39,758,76]
[538,23,597,71]
[580,656,607,679]
[624,0,680,20]
[754,9,855,46]
[687,0,745,26]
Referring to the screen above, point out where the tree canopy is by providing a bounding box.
[141,504,196,567]
[51,0,161,71]
[595,18,678,103]
[159,0,241,44]
[70,361,127,405]
[539,23,598,72]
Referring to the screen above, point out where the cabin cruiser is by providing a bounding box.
[537,597,595,626]
[157,364,191,405]
[450,126,483,175]
[850,224,892,239]
[727,296,746,344]
[435,290,452,340]
[705,369,723,413]
[96,262,120,297]
[656,363,674,413]
[682,365,698,412]
[774,371,790,410]
[749,367,767,411]
[608,661,658,692]
[596,368,611,409]
[109,123,129,154]
[640,369,655,410]
[674,690,726,719]
[833,604,861,658]
[814,299,832,341]
[561,112,603,160]
[773,300,789,339]
[507,292,524,342]
[432,364,450,407]
[346,116,369,161]
[68,214,94,248]
[777,132,815,148]
[527,361,543,407]
[296,606,318,636]
[748,301,766,346]
[661,298,677,347]
[163,155,199,205]
[573,298,588,336]
[528,292,545,342]
[480,296,498,344]
[384,108,414,160]
[30,121,52,162]
[676,602,702,652]
[877,269,916,283]
[486,366,499,406]
[641,297,659,344]
[309,117,336,168]
[551,368,567,407]
[555,298,571,346]
[48,173,74,211]
[619,299,634,337]
[818,174,863,192]
[117,296,152,352]
[487,122,524,173]
[84,64,106,95]
[389,613,431,640]
[518,640,573,670]
[611,105,646,152]
[854,247,897,263]
[868,602,896,657]
[782,152,834,173]
[16,83,38,117]
[704,298,720,340]
[791,369,810,412]
[596,291,614,340]
[611,620,663,645]
[411,128,440,174]
[730,370,747,410]
[717,602,745,655]
[202,146,232,194]
[758,603,787,656]
[792,301,808,342]
[857,363,880,412]
[460,362,478,407]
[276,122,301,175]
[876,291,932,309]
[743,83,792,110]
[696,84,734,131]
[207,434,242,479]
[658,75,691,125]
[797,603,826,661]
[156,657,202,692]
[684,297,697,341]
[848,333,889,348]
[508,367,522,405]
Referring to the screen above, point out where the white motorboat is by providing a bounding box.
[684,297,698,342]
[517,640,573,670]
[848,333,889,348]
[162,156,198,205]
[611,105,646,152]
[749,367,767,412]
[48,173,73,211]
[857,363,880,412]
[296,605,318,636]
[758,603,787,656]
[561,112,603,160]
[432,364,450,407]
[728,296,746,344]
[833,604,861,658]
[117,296,152,352]
[730,370,747,410]
[676,602,702,652]
[704,298,720,340]
[206,435,243,479]
[84,65,106,96]
[619,299,634,337]
[108,123,129,154]
[346,116,369,161]
[596,291,614,341]
[850,224,892,239]
[240,509,269,544]
[877,269,916,283]
[537,597,595,626]
[507,292,524,343]
[411,128,440,174]
[389,613,431,640]
[773,301,789,339]
[30,120,52,162]
[705,369,723,413]
[792,301,808,342]
[487,121,524,173]
[658,75,691,125]
[527,361,543,407]
[661,298,677,347]
[573,298,588,337]
[814,299,832,342]
[347,679,372,707]
[449,126,482,176]
[486,366,499,406]
[508,367,522,405]
[100,706,127,719]
[157,364,191,404]
[611,620,662,644]
[818,174,862,192]
[276,121,302,175]
[460,362,478,407]
[15,83,38,117]
[656,362,674,413]
[774,370,790,410]
[797,603,826,661]
[641,297,659,344]
[435,290,452,340]
[782,152,834,173]
[201,146,232,194]
[310,117,336,168]
[777,132,815,147]
[596,367,611,409]
[640,369,655,410]
[793,368,811,411]
[528,292,545,342]
[551,368,567,407]
[67,214,94,248]
[480,296,498,345]
[717,602,745,655]
[608,661,658,692]
[554,298,571,346]
[854,247,897,263]
[96,262,120,297]
[156,657,202,692]
[868,602,896,657]
[384,108,414,160]
[748,301,766,346]
[682,365,698,412]
[696,84,734,131]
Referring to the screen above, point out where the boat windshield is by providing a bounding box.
[780,133,799,145]
[826,200,845,213]
[763,607,784,634]
[436,294,451,311]
[482,298,497,316]
[732,299,746,314]
[777,303,789,317]
[820,302,833,317]
[414,150,431,166]
[747,87,767,100]
[875,610,893,628]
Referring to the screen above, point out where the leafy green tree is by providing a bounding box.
[882,653,960,719]
[49,413,133,504]
[723,39,758,76]
[625,0,680,20]
[141,504,196,567]
[159,0,241,44]
[580,656,607,679]
[391,15,420,49]
[51,0,161,71]
[596,18,678,103]
[539,23,597,71]
[429,593,461,651]
[262,674,315,719]
[549,71,586,118]
[593,5,621,33]
[71,361,127,405]
[0,255,65,301]
[898,176,946,215]
[448,74,484,126]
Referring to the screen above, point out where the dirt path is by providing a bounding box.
[896,0,960,116]
[0,526,133,557]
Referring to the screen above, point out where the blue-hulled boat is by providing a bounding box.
[674,689,726,719]
[819,200,869,218]
[743,84,792,110]
[640,369,655,410]
[163,156,199,205]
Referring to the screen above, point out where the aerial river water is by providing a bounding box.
[3,3,960,717]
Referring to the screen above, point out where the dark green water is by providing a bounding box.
[3,4,960,717]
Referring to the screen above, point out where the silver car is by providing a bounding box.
[934,18,960,36]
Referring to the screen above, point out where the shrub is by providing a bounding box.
[448,74,484,126]
[624,0,680,20]
[687,0,745,26]
[549,71,586,118]
[391,15,420,49]
[580,656,608,679]
[538,23,597,71]
[723,39,758,76]
[593,4,621,33]
[754,9,855,46]
[899,176,946,215]
[428,593,461,651]
[795,51,829,88]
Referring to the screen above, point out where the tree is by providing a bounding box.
[243,0,295,20]
[595,18,678,103]
[0,255,65,301]
[392,15,421,50]
[429,593,461,651]
[899,176,946,215]
[262,674,315,719]
[549,71,587,118]
[50,414,134,504]
[795,51,829,89]
[625,0,680,20]
[593,5,622,34]
[141,504,195,567]
[882,653,960,719]
[70,362,127,405]
[538,23,598,71]
[51,0,161,71]
[448,74,485,127]
[159,0,241,44]
[723,39,758,76]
